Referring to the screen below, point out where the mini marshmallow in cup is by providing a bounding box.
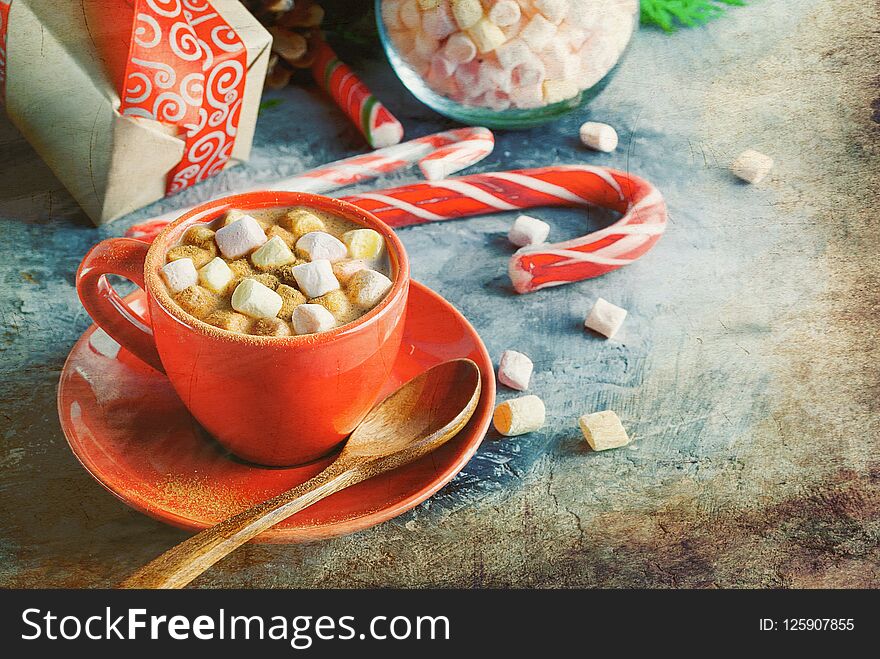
[498,350,534,391]
[296,231,348,262]
[332,259,368,283]
[251,236,296,270]
[292,303,337,335]
[231,278,283,319]
[161,258,198,294]
[579,122,618,152]
[585,297,627,339]
[342,229,384,260]
[215,215,267,259]
[731,149,774,184]
[508,215,550,247]
[292,259,340,299]
[493,395,546,436]
[347,269,393,308]
[198,257,233,293]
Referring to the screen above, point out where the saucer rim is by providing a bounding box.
[57,280,495,543]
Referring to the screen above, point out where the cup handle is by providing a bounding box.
[76,238,165,372]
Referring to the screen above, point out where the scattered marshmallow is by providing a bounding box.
[342,228,385,260]
[498,350,534,391]
[347,269,393,308]
[198,256,234,293]
[292,259,340,298]
[508,214,550,247]
[295,231,348,262]
[578,410,631,451]
[493,395,545,436]
[468,18,507,53]
[160,258,198,294]
[584,297,627,339]
[521,14,556,50]
[579,121,619,152]
[251,235,296,270]
[489,0,521,26]
[731,149,774,184]
[332,258,369,283]
[230,278,283,319]
[215,215,267,259]
[451,0,483,29]
[444,32,477,63]
[292,303,337,335]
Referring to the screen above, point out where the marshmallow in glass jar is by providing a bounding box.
[377,0,639,128]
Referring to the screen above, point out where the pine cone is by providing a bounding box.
[244,0,325,88]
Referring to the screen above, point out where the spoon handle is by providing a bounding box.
[119,462,361,589]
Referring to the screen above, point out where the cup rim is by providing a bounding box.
[143,191,410,346]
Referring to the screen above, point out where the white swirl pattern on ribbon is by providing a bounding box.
[120,0,244,193]
[146,0,182,19]
[134,13,162,48]
[169,21,203,61]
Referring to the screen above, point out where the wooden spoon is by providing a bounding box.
[119,358,482,589]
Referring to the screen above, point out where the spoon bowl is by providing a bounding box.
[120,358,482,589]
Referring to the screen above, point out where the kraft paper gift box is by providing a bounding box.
[0,0,271,225]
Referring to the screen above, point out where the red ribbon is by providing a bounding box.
[0,0,247,195]
[0,1,10,99]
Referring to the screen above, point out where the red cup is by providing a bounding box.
[76,192,410,466]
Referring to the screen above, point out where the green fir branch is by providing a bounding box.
[640,0,747,33]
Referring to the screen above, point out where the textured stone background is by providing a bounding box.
[1,0,878,587]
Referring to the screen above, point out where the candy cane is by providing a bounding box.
[341,166,667,293]
[311,40,404,149]
[126,127,494,241]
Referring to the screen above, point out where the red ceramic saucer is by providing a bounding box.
[57,281,494,543]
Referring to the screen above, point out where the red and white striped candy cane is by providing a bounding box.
[126,127,494,241]
[312,40,404,149]
[342,166,667,293]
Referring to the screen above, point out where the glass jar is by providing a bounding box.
[377,0,639,129]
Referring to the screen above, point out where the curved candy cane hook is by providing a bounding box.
[342,165,667,293]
